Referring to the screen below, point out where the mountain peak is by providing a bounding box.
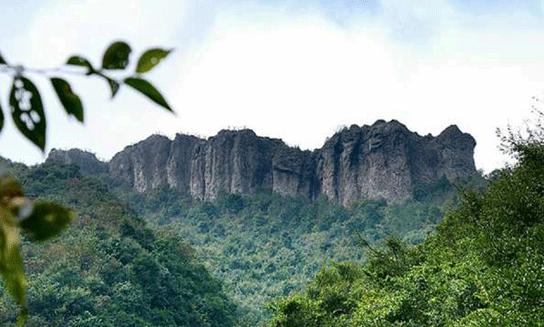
[46,148,107,175]
[46,120,477,205]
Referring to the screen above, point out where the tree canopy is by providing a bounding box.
[268,114,544,326]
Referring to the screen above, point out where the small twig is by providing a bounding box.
[0,64,89,77]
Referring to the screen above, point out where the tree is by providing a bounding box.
[268,112,544,326]
[0,41,173,324]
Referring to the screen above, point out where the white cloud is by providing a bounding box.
[0,0,543,173]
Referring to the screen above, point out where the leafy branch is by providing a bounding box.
[0,41,173,151]
[0,41,173,325]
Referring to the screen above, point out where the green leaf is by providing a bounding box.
[0,175,24,202]
[9,77,47,151]
[51,77,84,122]
[96,72,120,98]
[19,201,74,242]
[124,77,172,111]
[0,208,26,308]
[17,308,28,327]
[0,52,6,65]
[102,41,131,70]
[106,77,120,98]
[136,48,172,73]
[66,56,94,75]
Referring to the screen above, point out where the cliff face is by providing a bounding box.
[107,129,316,199]
[48,120,477,204]
[47,149,108,175]
[316,120,476,204]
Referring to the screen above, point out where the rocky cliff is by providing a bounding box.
[47,120,477,204]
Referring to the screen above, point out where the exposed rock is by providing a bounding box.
[46,149,107,175]
[316,120,476,205]
[46,120,478,204]
[109,135,171,192]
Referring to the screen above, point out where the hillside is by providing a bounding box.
[268,126,544,325]
[36,119,483,325]
[128,188,462,325]
[0,158,470,326]
[0,163,237,326]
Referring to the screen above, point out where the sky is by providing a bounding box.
[1,0,544,172]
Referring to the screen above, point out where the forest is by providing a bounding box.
[1,2,543,326]
[268,126,544,325]
[0,162,237,326]
[3,125,536,327]
[0,124,543,327]
[0,157,463,325]
[1,113,543,327]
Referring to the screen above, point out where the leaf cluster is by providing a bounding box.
[0,41,173,151]
[0,174,73,325]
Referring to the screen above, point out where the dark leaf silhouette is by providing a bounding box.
[9,77,46,151]
[124,77,172,111]
[20,201,74,241]
[51,77,84,122]
[66,56,94,75]
[102,41,131,70]
[0,99,4,133]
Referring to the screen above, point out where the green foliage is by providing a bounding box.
[0,40,173,151]
[102,41,131,70]
[0,40,174,321]
[51,77,84,123]
[10,77,46,151]
[136,48,172,73]
[0,173,74,324]
[0,207,26,317]
[124,77,172,111]
[19,202,74,242]
[268,128,544,326]
[66,56,94,74]
[0,163,238,326]
[126,184,455,325]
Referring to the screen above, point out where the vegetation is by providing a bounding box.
[0,41,172,150]
[0,41,173,321]
[0,163,237,326]
[3,97,540,326]
[125,178,462,325]
[268,118,544,326]
[2,122,541,326]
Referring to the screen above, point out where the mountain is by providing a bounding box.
[268,123,544,327]
[1,161,238,326]
[47,120,477,205]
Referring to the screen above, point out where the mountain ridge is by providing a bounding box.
[47,119,477,204]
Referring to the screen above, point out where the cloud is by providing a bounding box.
[0,0,543,173]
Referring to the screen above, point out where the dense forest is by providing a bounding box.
[2,1,544,325]
[268,129,544,325]
[0,163,237,326]
[125,177,467,325]
[1,124,542,326]
[0,155,480,325]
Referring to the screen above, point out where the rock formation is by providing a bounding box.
[48,120,477,204]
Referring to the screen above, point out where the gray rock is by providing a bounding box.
[47,120,477,204]
[46,149,107,175]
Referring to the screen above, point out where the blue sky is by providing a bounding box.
[1,0,544,172]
